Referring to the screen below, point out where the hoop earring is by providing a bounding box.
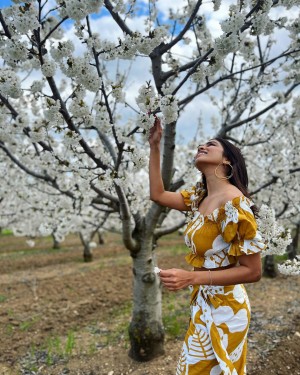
[214,163,233,180]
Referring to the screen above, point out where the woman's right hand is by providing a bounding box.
[148,117,162,147]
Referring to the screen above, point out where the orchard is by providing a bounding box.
[0,0,299,363]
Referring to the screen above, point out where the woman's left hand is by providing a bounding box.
[159,268,193,291]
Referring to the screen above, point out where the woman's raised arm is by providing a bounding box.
[149,118,189,211]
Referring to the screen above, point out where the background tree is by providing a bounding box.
[0,0,299,361]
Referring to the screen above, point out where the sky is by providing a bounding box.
[0,0,298,143]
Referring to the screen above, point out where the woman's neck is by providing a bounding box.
[203,170,231,196]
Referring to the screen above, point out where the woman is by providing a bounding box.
[149,118,266,375]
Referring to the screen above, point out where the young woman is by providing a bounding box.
[149,118,266,375]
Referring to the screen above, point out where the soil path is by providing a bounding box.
[0,234,299,375]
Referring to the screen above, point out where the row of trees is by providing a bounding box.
[0,0,299,360]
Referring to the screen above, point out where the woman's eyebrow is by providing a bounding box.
[198,140,217,148]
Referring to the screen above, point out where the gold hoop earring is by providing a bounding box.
[214,163,233,180]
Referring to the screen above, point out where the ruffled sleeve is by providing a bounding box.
[180,186,196,208]
[217,196,266,257]
[180,182,206,211]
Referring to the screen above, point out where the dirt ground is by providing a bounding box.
[0,233,299,375]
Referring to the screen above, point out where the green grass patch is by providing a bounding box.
[42,330,76,365]
[275,254,289,262]
[162,289,190,339]
[65,330,76,356]
[6,323,14,336]
[19,316,40,332]
[0,295,7,303]
[0,246,73,259]
[0,229,13,236]
[163,243,187,256]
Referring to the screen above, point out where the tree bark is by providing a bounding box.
[263,255,277,278]
[98,231,105,245]
[287,223,299,260]
[128,235,164,361]
[79,233,93,262]
[52,233,60,249]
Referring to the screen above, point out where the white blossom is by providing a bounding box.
[68,97,90,118]
[41,59,56,77]
[220,12,245,34]
[4,37,28,62]
[51,40,75,61]
[257,205,292,256]
[2,4,39,34]
[160,95,178,124]
[137,112,156,130]
[30,80,45,94]
[64,0,89,21]
[214,34,240,56]
[0,68,22,98]
[278,257,300,275]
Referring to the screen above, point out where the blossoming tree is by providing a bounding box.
[0,0,299,361]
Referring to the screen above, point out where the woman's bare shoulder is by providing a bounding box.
[222,186,244,201]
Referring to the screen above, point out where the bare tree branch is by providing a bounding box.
[178,48,300,107]
[251,167,300,195]
[219,82,300,136]
[0,142,75,199]
[159,1,203,54]
[40,16,68,45]
[86,15,125,170]
[114,183,140,253]
[154,218,186,240]
[104,0,133,35]
[0,10,12,38]
[172,48,214,96]
[0,93,18,119]
[90,183,119,204]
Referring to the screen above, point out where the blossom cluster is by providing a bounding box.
[59,0,104,21]
[0,68,22,98]
[85,27,168,60]
[1,3,39,34]
[61,56,102,92]
[256,206,292,260]
[135,84,178,128]
[278,257,300,276]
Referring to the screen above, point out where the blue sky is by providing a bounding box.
[1,0,12,6]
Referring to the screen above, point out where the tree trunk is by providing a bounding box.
[98,231,105,245]
[52,233,60,249]
[79,233,93,262]
[128,237,164,361]
[263,255,277,278]
[287,223,299,260]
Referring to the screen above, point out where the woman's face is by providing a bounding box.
[194,139,226,168]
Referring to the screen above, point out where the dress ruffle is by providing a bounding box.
[181,185,267,271]
[228,234,267,256]
[216,196,267,256]
[185,252,205,268]
[180,182,206,211]
[180,187,196,207]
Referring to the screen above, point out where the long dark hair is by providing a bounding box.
[202,137,258,217]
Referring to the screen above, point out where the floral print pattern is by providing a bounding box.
[176,186,267,375]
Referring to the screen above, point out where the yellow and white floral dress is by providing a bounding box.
[176,183,266,375]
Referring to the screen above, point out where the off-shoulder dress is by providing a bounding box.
[176,183,266,375]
